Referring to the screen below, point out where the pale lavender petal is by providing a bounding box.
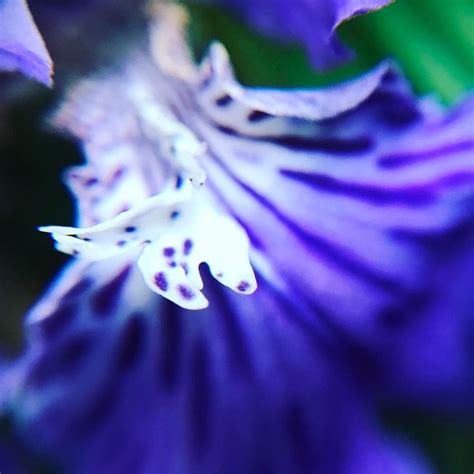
[0,0,52,85]
[199,44,391,120]
[212,0,392,69]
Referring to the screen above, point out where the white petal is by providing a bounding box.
[39,181,193,260]
[137,241,209,310]
[41,181,256,310]
[192,204,257,296]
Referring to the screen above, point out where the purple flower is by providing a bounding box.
[5,3,474,472]
[209,0,393,69]
[12,270,432,473]
[0,0,52,85]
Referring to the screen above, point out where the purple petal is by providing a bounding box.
[10,260,432,473]
[0,0,52,85]
[193,47,474,407]
[380,233,474,409]
[212,0,392,70]
[0,442,24,474]
[197,47,474,312]
[10,11,471,473]
[46,13,474,409]
[200,44,391,120]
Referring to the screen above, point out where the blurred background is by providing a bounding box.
[0,0,473,472]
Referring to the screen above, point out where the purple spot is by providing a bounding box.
[248,110,272,122]
[200,75,212,90]
[215,94,233,107]
[237,281,250,292]
[83,237,92,242]
[181,262,189,275]
[163,247,175,257]
[177,285,194,300]
[175,175,183,189]
[183,239,193,255]
[154,272,169,292]
[125,226,136,233]
[142,240,152,245]
[168,261,177,268]
[216,272,224,278]
[72,249,80,256]
[112,167,125,181]
[170,211,180,220]
[116,240,127,247]
[85,177,99,187]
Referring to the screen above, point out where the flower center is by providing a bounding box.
[40,92,257,310]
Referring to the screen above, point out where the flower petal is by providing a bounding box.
[51,54,196,225]
[193,46,474,345]
[211,0,392,70]
[380,231,474,409]
[199,42,392,123]
[0,0,52,85]
[41,6,474,407]
[10,260,432,473]
[137,194,256,309]
[39,182,194,260]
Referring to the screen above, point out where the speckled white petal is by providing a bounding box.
[136,193,256,309]
[40,178,256,309]
[137,241,209,310]
[39,181,193,260]
[192,204,257,295]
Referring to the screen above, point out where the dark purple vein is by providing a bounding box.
[378,140,474,169]
[208,152,405,294]
[280,169,437,206]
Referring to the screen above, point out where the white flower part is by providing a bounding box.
[137,192,256,310]
[39,182,193,260]
[40,181,257,310]
[128,80,207,187]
